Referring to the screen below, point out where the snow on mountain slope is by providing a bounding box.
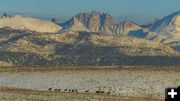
[148,11,180,50]
[0,15,61,33]
[150,11,180,33]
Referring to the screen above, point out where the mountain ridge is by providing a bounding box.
[145,11,180,50]
[1,11,180,66]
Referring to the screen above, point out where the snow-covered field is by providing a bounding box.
[0,67,180,99]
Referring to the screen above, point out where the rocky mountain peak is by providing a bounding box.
[90,11,101,16]
[74,11,115,27]
[61,11,144,36]
[63,11,116,33]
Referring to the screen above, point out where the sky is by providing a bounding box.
[0,0,180,24]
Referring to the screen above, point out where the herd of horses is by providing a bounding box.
[48,88,113,95]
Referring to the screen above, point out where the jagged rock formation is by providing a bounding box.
[0,15,61,33]
[61,11,145,36]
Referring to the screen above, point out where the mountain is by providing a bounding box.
[0,11,180,66]
[0,27,179,66]
[61,11,145,36]
[0,15,61,33]
[150,11,180,33]
[147,11,180,50]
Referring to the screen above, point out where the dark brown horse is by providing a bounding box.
[64,89,67,92]
[54,89,58,91]
[107,92,111,95]
[95,91,100,94]
[100,91,105,94]
[48,88,52,91]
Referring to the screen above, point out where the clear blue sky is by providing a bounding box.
[1,0,180,24]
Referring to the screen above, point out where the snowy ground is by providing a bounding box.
[0,67,179,99]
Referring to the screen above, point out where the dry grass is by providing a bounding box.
[0,66,180,72]
[0,87,162,101]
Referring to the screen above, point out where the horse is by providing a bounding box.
[100,91,105,94]
[107,92,111,95]
[57,89,61,92]
[54,89,58,91]
[64,89,67,92]
[95,91,100,94]
[48,88,52,91]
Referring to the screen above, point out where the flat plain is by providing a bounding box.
[0,66,179,101]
